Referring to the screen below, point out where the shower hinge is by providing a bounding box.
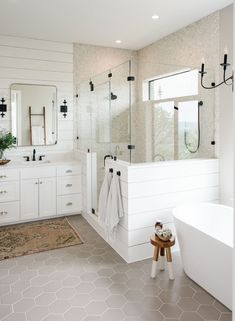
[92,208,96,214]
[89,81,94,92]
[127,144,135,150]
[108,72,112,78]
[127,76,135,82]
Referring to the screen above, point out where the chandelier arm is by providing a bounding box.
[223,70,233,86]
[200,76,227,89]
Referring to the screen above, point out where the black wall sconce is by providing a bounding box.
[60,99,68,118]
[199,50,233,90]
[0,98,7,118]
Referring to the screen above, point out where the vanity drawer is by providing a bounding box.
[0,169,20,182]
[0,202,19,224]
[21,167,56,179]
[57,176,81,196]
[57,164,81,177]
[0,181,19,202]
[57,194,81,215]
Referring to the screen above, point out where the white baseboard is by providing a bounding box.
[82,212,178,263]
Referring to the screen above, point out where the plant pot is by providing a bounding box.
[0,150,10,165]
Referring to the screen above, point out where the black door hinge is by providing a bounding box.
[89,81,94,92]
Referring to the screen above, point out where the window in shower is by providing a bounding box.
[146,68,201,161]
[148,69,199,100]
[152,101,175,161]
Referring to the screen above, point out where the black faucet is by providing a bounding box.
[32,149,36,161]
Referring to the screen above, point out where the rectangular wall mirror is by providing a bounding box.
[10,84,57,146]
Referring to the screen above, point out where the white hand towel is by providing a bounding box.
[98,171,112,223]
[32,126,44,145]
[105,174,124,237]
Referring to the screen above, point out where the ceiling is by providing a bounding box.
[0,0,233,50]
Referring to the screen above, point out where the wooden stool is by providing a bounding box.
[150,235,175,280]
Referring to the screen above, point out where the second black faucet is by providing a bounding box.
[32,149,36,161]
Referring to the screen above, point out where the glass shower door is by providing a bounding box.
[89,61,132,216]
[90,71,112,215]
[110,61,131,162]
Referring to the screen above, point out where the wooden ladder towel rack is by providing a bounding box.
[29,106,46,145]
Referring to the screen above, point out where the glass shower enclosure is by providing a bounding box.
[77,61,132,214]
[77,59,215,216]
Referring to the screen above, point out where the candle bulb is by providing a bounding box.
[201,63,205,74]
[224,53,228,65]
[201,60,205,74]
[200,58,205,75]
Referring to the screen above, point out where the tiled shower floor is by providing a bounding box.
[0,215,232,321]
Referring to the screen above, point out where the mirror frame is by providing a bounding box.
[10,83,58,147]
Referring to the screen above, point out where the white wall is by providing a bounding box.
[0,35,74,156]
[219,5,234,206]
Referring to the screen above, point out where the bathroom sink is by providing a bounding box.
[21,160,51,166]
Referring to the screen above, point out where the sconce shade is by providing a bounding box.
[60,99,68,118]
[0,98,7,118]
[60,105,67,113]
[0,104,7,112]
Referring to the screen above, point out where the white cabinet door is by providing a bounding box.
[57,194,82,215]
[57,175,81,196]
[21,179,39,220]
[39,178,56,217]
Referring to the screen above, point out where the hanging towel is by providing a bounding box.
[32,126,44,145]
[98,170,113,223]
[105,174,124,236]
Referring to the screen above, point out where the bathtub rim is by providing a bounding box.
[173,202,233,248]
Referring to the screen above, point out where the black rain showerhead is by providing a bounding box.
[111,92,117,100]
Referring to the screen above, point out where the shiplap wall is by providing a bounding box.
[0,35,74,152]
[86,158,219,262]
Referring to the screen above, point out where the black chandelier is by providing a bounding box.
[199,51,233,90]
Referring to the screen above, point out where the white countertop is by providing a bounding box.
[0,159,80,169]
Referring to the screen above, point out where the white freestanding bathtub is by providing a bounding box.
[173,203,233,310]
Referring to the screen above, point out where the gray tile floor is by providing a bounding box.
[0,215,232,321]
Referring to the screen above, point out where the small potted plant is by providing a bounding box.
[0,130,16,165]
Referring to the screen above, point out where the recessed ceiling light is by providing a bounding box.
[115,40,122,44]
[152,14,159,20]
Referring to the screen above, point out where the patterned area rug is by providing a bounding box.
[0,217,83,260]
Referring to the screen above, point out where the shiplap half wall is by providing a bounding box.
[0,35,74,152]
[88,158,219,263]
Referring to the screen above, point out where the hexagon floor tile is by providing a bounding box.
[0,215,232,321]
